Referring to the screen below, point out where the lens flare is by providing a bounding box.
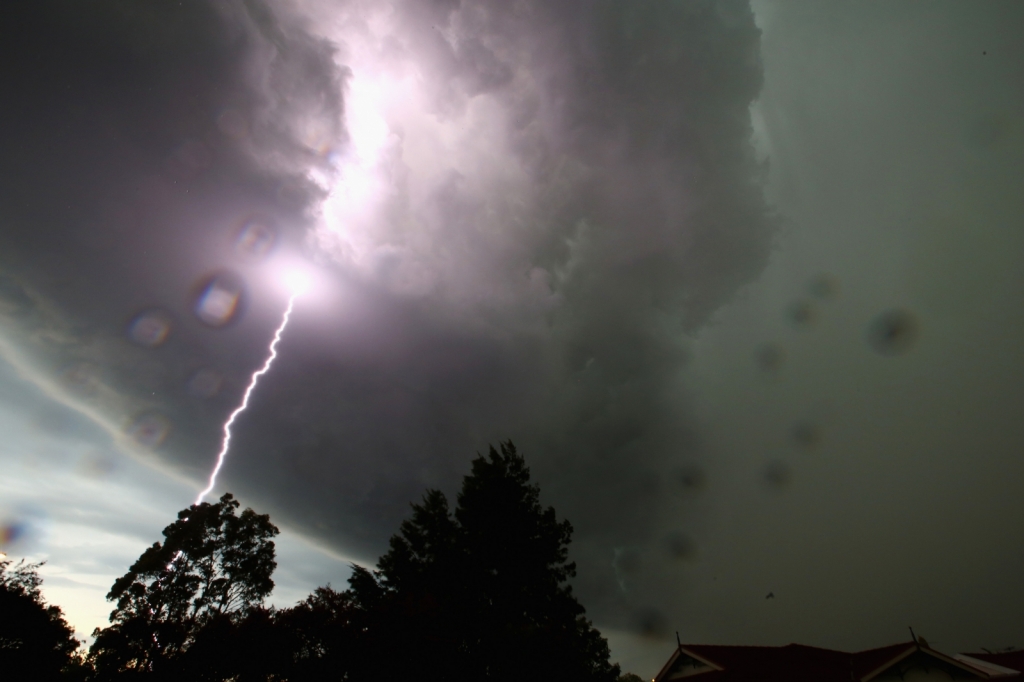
[195,294,297,504]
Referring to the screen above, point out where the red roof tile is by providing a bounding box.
[960,652,1024,676]
[656,642,1008,682]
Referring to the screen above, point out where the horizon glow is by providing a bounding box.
[195,293,298,504]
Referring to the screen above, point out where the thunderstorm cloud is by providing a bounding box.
[3,0,1024,672]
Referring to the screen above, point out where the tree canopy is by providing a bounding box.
[89,492,278,679]
[36,443,622,681]
[345,441,620,682]
[0,558,85,682]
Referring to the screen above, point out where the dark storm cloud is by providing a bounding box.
[232,0,776,631]
[0,0,775,632]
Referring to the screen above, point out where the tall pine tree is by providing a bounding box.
[347,441,620,682]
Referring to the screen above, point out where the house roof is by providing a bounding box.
[959,653,1024,678]
[654,641,1022,682]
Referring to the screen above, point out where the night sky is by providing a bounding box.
[1,1,1023,676]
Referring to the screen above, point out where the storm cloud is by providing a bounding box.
[7,1,1023,672]
[0,0,774,631]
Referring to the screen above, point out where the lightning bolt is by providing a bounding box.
[195,293,297,504]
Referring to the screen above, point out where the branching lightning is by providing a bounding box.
[195,293,297,504]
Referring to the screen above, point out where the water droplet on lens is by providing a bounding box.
[790,421,822,450]
[808,273,840,300]
[235,218,276,259]
[77,451,116,479]
[677,464,707,491]
[126,413,171,448]
[788,300,817,327]
[866,308,919,356]
[128,311,172,347]
[665,531,697,561]
[634,607,670,638]
[60,362,100,395]
[754,342,785,373]
[187,368,223,398]
[764,460,792,488]
[0,519,31,552]
[193,272,246,327]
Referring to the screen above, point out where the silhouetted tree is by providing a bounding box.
[345,441,621,682]
[272,585,359,681]
[0,558,88,681]
[618,673,646,682]
[89,493,278,680]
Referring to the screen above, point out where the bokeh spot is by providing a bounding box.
[77,450,117,479]
[187,367,224,398]
[866,308,919,356]
[193,272,246,327]
[665,531,697,561]
[808,273,840,299]
[0,508,46,554]
[0,519,29,549]
[676,464,707,492]
[235,218,276,259]
[128,310,173,347]
[763,460,792,489]
[754,342,786,373]
[59,361,100,395]
[126,412,171,449]
[790,421,822,450]
[634,607,671,639]
[788,300,818,327]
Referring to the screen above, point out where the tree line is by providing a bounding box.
[2,442,637,682]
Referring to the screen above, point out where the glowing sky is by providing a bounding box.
[1,1,1023,676]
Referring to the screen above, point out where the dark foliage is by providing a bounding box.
[341,441,621,682]
[83,444,617,681]
[0,558,87,681]
[89,493,278,679]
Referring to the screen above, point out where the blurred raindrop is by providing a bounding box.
[665,531,697,561]
[866,308,919,356]
[676,464,707,492]
[788,300,817,327]
[187,367,224,398]
[77,451,117,479]
[128,310,173,347]
[0,508,47,554]
[0,519,30,551]
[234,218,276,259]
[790,420,822,450]
[754,342,786,373]
[634,607,671,639]
[763,460,792,489]
[193,272,246,327]
[808,273,840,300]
[126,412,171,449]
[59,361,100,395]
